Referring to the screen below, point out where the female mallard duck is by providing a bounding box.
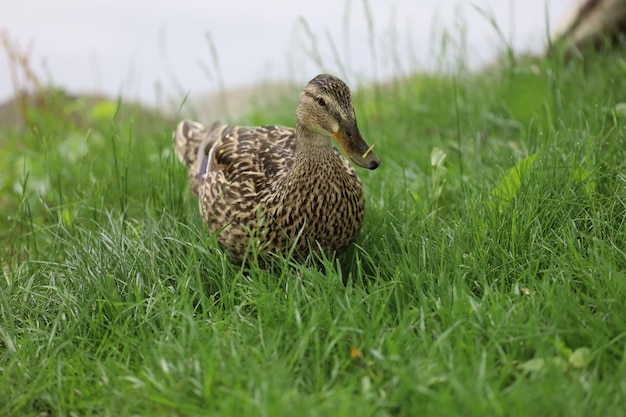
[174,74,380,261]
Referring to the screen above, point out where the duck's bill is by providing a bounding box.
[333,126,380,170]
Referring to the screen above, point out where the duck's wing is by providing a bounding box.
[175,120,297,196]
[210,125,296,183]
[196,124,299,253]
[174,119,227,197]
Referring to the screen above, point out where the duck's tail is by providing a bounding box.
[173,119,222,197]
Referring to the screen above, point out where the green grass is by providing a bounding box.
[2,48,626,416]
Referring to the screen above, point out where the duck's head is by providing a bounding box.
[296,74,380,170]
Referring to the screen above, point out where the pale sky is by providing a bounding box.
[1,0,573,105]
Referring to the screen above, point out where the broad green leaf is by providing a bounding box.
[518,354,572,374]
[518,358,545,372]
[569,347,592,368]
[490,153,538,207]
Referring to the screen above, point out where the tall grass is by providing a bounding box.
[1,14,626,417]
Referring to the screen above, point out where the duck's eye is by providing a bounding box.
[316,96,326,107]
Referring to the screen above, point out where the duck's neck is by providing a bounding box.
[269,122,347,201]
[294,122,335,162]
[276,123,341,194]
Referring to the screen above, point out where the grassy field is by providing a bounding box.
[1,47,626,416]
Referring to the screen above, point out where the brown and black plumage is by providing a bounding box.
[174,74,380,261]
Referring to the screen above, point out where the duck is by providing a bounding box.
[173,74,380,261]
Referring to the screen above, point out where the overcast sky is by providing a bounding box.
[1,0,573,105]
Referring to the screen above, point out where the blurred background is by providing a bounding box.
[1,0,575,114]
